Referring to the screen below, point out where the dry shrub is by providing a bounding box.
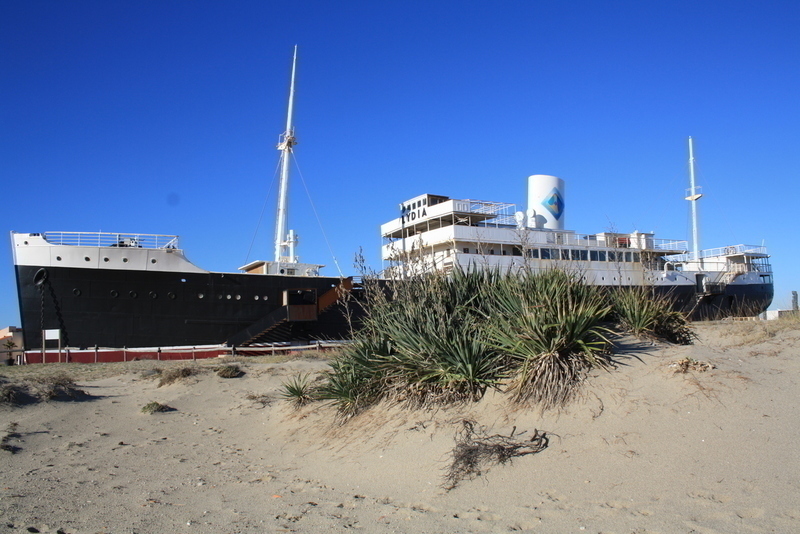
[157,366,199,387]
[671,357,715,373]
[0,382,34,406]
[141,401,173,414]
[140,368,162,380]
[216,364,243,378]
[444,420,549,490]
[31,373,88,401]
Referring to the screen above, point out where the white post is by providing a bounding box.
[687,136,701,262]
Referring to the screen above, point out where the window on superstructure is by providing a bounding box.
[571,249,580,261]
[541,248,551,260]
[608,251,617,262]
[633,252,640,263]
[580,250,588,261]
[590,250,598,261]
[463,247,470,254]
[625,252,632,262]
[561,249,570,261]
[512,247,523,257]
[598,251,606,261]
[525,248,538,258]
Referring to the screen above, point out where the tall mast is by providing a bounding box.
[274,46,298,263]
[685,136,703,261]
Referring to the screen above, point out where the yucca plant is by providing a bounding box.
[319,267,506,413]
[610,286,694,344]
[316,337,392,418]
[279,373,316,408]
[486,269,613,409]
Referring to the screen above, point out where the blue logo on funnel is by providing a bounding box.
[541,188,564,220]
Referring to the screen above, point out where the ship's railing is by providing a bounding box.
[664,244,768,263]
[653,240,689,251]
[465,200,518,227]
[42,231,180,249]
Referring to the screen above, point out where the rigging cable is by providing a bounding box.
[244,157,282,265]
[291,153,344,277]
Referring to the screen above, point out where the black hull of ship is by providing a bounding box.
[14,264,773,350]
[15,265,360,350]
[652,283,773,320]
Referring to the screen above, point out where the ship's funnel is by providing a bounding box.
[527,175,565,230]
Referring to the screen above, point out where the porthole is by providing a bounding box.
[218,294,223,299]
[263,296,268,301]
[254,295,260,300]
[226,294,231,300]
[110,290,119,298]
[150,259,157,264]
[122,258,128,263]
[56,256,62,261]
[198,293,204,299]
[84,256,91,262]
[103,257,109,263]
[73,288,81,296]
[180,278,187,283]
[235,294,241,300]
[150,291,157,299]
[23,241,28,245]
[129,291,138,298]
[168,292,176,300]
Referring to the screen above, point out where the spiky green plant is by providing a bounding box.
[485,269,613,409]
[279,373,316,408]
[319,267,506,414]
[610,286,694,344]
[316,337,392,418]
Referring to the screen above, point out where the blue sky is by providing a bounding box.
[2,0,798,328]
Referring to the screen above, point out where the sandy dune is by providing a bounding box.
[2,322,799,534]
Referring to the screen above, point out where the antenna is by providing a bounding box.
[685,136,703,261]
[274,45,299,263]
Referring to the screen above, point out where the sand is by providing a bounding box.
[1,321,799,534]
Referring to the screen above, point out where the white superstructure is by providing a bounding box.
[380,176,772,297]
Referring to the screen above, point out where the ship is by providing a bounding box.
[380,140,773,319]
[11,47,361,351]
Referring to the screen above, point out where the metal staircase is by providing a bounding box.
[226,278,355,346]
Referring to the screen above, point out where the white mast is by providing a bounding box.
[274,46,299,263]
[685,136,703,261]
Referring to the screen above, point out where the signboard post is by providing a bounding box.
[44,329,60,363]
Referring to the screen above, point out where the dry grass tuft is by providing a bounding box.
[444,419,549,490]
[671,357,715,373]
[30,373,88,401]
[157,366,200,387]
[713,314,800,346]
[216,364,243,378]
[0,381,32,406]
[141,401,173,414]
